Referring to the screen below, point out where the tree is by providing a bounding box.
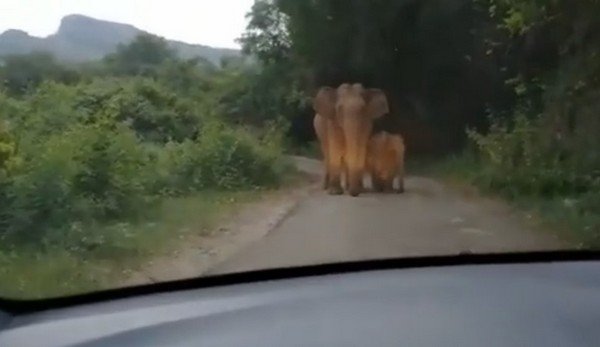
[238,0,292,64]
[240,0,507,151]
[0,52,79,96]
[477,0,600,177]
[103,34,176,76]
[156,57,215,97]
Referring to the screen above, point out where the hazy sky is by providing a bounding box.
[0,0,255,48]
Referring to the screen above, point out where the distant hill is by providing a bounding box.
[0,14,239,65]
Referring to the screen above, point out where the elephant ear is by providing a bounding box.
[313,87,337,119]
[365,89,389,119]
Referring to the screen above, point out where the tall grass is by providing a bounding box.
[0,190,263,299]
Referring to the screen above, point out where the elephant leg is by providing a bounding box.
[340,160,346,192]
[328,172,343,195]
[396,151,405,193]
[342,160,350,192]
[320,140,329,190]
[372,176,384,192]
[326,124,345,195]
[354,143,368,196]
[327,153,344,195]
[384,178,395,193]
[321,149,329,190]
[357,169,365,192]
[396,175,405,193]
[346,140,368,197]
[320,154,329,190]
[314,113,330,191]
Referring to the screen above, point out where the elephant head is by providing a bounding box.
[314,83,389,196]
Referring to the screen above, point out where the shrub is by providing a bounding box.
[3,129,83,243]
[145,140,202,196]
[147,121,288,195]
[0,122,20,233]
[70,124,150,219]
[0,74,290,249]
[466,104,599,246]
[0,52,80,96]
[196,123,283,189]
[5,82,79,144]
[74,78,203,143]
[467,107,597,198]
[1,123,150,244]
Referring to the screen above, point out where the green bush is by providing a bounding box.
[145,139,202,196]
[465,104,599,246]
[74,78,203,143]
[467,108,598,198]
[0,122,19,177]
[1,123,150,244]
[196,123,284,189]
[1,118,287,247]
[0,122,20,233]
[147,121,288,195]
[0,52,80,96]
[0,53,291,252]
[4,82,79,145]
[70,124,150,218]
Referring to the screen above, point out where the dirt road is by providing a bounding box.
[209,157,566,274]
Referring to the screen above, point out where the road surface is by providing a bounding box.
[209,157,566,274]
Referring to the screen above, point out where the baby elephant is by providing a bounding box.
[367,131,406,193]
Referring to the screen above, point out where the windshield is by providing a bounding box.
[0,0,598,299]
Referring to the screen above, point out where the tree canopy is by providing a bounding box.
[0,52,79,96]
[103,34,178,76]
[240,0,600,156]
[240,0,512,150]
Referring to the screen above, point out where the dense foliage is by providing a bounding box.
[465,0,600,243]
[0,34,289,249]
[0,52,80,96]
[240,0,598,243]
[239,0,514,151]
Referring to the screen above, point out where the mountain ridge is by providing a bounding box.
[0,14,239,64]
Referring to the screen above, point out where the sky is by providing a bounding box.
[0,0,255,48]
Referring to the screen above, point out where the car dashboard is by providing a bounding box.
[0,257,599,347]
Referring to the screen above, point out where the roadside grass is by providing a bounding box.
[0,190,266,299]
[406,153,478,183]
[509,195,600,249]
[413,155,599,249]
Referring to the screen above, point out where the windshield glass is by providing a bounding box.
[0,0,598,299]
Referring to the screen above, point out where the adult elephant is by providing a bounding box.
[313,83,389,197]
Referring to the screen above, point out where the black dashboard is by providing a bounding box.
[0,256,599,346]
